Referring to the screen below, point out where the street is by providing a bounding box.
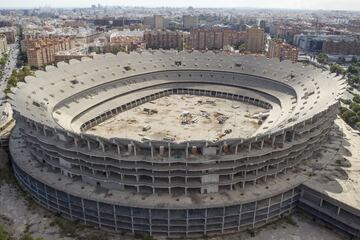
[0,37,20,100]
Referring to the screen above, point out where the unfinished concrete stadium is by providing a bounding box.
[7,51,360,238]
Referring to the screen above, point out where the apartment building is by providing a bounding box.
[143,30,185,49]
[191,28,247,50]
[0,27,16,44]
[183,15,199,30]
[267,39,298,62]
[25,37,75,68]
[246,27,265,53]
[0,34,7,55]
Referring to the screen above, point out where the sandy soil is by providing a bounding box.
[87,95,264,142]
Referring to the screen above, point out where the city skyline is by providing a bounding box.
[1,0,360,11]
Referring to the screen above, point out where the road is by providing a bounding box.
[0,37,20,100]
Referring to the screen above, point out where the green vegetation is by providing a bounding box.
[4,66,33,95]
[339,95,360,128]
[0,225,10,240]
[0,54,7,66]
[330,63,346,76]
[19,234,44,240]
[316,53,328,64]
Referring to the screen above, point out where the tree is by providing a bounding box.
[341,109,356,123]
[317,53,328,64]
[350,102,360,113]
[330,64,346,76]
[353,94,360,104]
[347,64,360,75]
[4,66,33,95]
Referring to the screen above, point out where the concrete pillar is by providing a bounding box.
[149,209,152,235]
[113,205,118,231]
[261,140,264,149]
[81,198,87,224]
[87,140,91,150]
[96,202,101,228]
[266,198,271,222]
[133,142,137,156]
[100,140,105,152]
[292,131,296,141]
[168,142,171,159]
[238,204,243,230]
[186,143,189,159]
[248,143,252,152]
[272,136,276,148]
[130,208,134,233]
[117,144,121,155]
[252,201,258,227]
[235,144,238,154]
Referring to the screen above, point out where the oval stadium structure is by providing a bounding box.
[8,51,346,237]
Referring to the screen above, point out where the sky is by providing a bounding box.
[1,0,360,11]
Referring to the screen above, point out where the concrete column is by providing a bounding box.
[167,209,170,237]
[149,209,152,235]
[117,144,121,155]
[266,198,271,222]
[81,198,87,224]
[133,142,137,156]
[272,136,276,148]
[260,140,264,149]
[96,202,101,228]
[292,131,296,141]
[150,143,154,158]
[235,144,238,154]
[100,140,105,152]
[168,142,171,159]
[87,140,91,150]
[113,205,118,231]
[248,143,252,152]
[221,207,225,233]
[130,208,134,233]
[252,201,258,227]
[74,138,78,147]
[204,208,208,235]
[186,143,189,159]
[238,204,243,230]
[68,193,73,220]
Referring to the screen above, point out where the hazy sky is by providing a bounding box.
[1,0,360,11]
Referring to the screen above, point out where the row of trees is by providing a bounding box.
[4,66,33,95]
[340,95,360,129]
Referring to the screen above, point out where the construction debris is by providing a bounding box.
[143,108,158,115]
[224,129,232,134]
[200,110,210,119]
[214,112,229,124]
[142,125,151,131]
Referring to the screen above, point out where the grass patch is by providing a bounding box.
[0,224,10,240]
[19,233,44,240]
